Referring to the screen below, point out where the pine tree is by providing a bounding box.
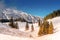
[25,22,29,30]
[31,24,34,32]
[38,20,49,36]
[9,17,14,28]
[48,21,53,34]
[43,21,49,34]
[38,23,44,36]
[38,19,40,26]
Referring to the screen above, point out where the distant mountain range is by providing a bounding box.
[0,8,42,23]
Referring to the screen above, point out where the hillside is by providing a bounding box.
[44,10,60,20]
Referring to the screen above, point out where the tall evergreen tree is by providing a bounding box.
[43,21,49,34]
[9,17,14,28]
[25,22,29,30]
[31,24,34,32]
[38,19,41,26]
[38,23,44,36]
[48,21,53,34]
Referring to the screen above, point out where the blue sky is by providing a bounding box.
[0,0,60,17]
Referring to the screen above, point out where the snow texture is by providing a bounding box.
[0,16,60,40]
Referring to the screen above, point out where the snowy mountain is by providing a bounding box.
[0,8,42,23]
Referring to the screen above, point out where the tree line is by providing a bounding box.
[44,10,60,20]
[9,17,34,32]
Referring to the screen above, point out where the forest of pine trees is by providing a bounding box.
[38,20,53,36]
[44,10,60,20]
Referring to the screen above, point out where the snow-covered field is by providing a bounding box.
[0,16,60,40]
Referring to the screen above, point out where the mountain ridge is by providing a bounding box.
[0,8,42,23]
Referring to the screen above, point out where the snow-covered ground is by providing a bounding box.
[0,16,60,40]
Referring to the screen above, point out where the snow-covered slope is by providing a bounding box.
[0,23,11,28]
[0,23,32,38]
[48,16,60,32]
[45,16,60,40]
[0,22,39,40]
[0,16,60,40]
[0,22,38,40]
[0,8,41,22]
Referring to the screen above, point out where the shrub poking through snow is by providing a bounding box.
[25,22,29,30]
